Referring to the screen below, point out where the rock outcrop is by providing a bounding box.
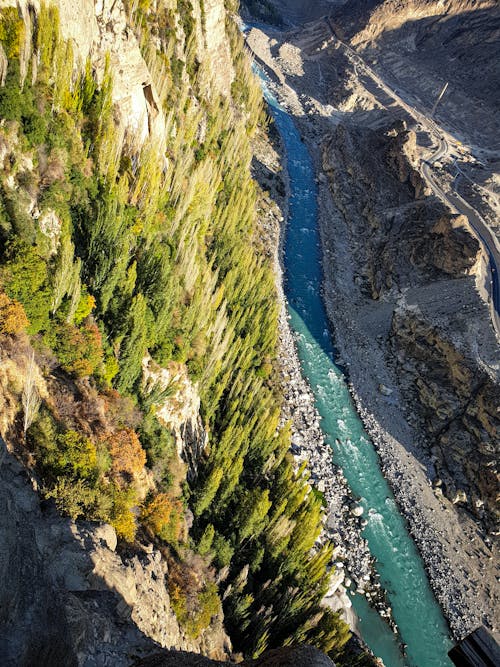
[202,0,234,94]
[0,443,335,666]
[389,308,499,528]
[0,436,231,666]
[142,355,207,479]
[135,645,336,666]
[322,122,481,299]
[1,0,234,145]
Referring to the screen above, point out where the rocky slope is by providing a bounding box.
[329,0,500,151]
[389,309,499,524]
[243,8,499,639]
[1,0,234,143]
[320,110,499,637]
[0,0,229,662]
[0,437,231,666]
[323,121,481,299]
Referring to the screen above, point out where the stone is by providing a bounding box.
[94,523,118,552]
[452,489,468,505]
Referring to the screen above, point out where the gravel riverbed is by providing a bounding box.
[253,94,393,632]
[247,22,499,643]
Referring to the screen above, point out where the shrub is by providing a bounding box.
[0,239,51,333]
[0,7,25,59]
[137,410,175,470]
[46,477,111,521]
[110,484,137,542]
[0,290,29,334]
[141,492,183,544]
[0,63,23,121]
[100,352,120,387]
[52,430,98,479]
[53,320,104,377]
[73,288,96,324]
[104,428,147,480]
[23,105,49,147]
[168,557,222,638]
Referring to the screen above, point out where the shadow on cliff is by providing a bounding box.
[331,6,500,149]
[0,437,230,667]
[0,433,339,667]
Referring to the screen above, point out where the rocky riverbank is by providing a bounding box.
[245,17,499,644]
[277,300,391,625]
[250,79,393,634]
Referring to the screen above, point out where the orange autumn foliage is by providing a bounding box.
[105,428,147,479]
[0,291,29,334]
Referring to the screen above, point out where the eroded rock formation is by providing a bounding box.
[322,119,499,531]
[389,308,499,527]
[323,122,481,299]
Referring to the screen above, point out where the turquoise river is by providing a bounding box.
[257,71,454,667]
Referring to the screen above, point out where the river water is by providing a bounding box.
[257,73,454,667]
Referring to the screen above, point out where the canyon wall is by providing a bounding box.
[330,0,500,150]
[322,120,499,531]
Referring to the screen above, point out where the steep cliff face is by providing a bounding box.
[0,0,233,659]
[330,0,500,149]
[0,443,336,666]
[389,310,499,528]
[142,355,207,479]
[0,437,231,666]
[1,0,162,144]
[322,122,481,300]
[0,0,354,663]
[1,0,234,144]
[203,0,234,91]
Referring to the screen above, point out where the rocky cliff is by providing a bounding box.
[0,0,232,662]
[1,0,234,144]
[389,309,499,527]
[323,122,481,299]
[0,437,232,666]
[0,0,355,663]
[330,0,500,150]
[322,119,499,531]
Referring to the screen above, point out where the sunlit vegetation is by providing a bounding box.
[0,1,351,660]
[168,553,222,639]
[0,290,29,334]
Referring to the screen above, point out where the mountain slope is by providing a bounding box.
[330,0,500,149]
[0,0,353,663]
